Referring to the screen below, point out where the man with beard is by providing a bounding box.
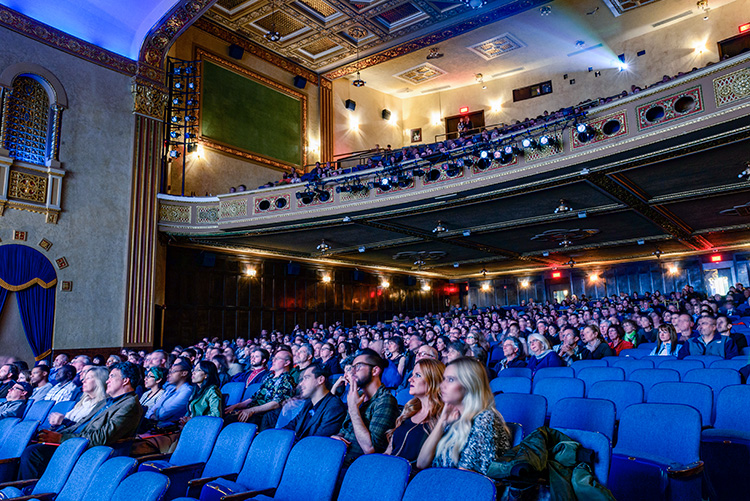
[333,349,398,467]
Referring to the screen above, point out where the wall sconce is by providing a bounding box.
[381,280,390,288]
[520,279,529,288]
[481,283,491,292]
[322,274,332,283]
[589,273,599,282]
[668,265,679,275]
[245,267,257,277]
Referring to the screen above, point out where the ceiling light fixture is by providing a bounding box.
[317,239,331,252]
[559,238,573,247]
[481,283,491,292]
[738,162,750,181]
[540,6,552,16]
[351,35,366,87]
[264,0,281,42]
[567,259,576,268]
[697,0,710,20]
[433,221,448,234]
[414,258,426,268]
[463,0,487,9]
[653,249,663,259]
[554,199,573,214]
[481,267,488,277]
[426,47,443,60]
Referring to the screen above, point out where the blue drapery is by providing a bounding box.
[0,244,57,360]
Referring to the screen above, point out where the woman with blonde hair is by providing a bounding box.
[417,357,511,474]
[47,366,109,428]
[386,358,445,466]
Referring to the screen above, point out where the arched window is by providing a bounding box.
[3,75,51,165]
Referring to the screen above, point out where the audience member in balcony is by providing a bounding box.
[579,325,614,360]
[674,313,695,343]
[29,365,52,401]
[139,366,167,412]
[417,357,510,475]
[526,334,564,374]
[184,361,223,420]
[280,364,346,440]
[21,362,143,479]
[650,324,680,357]
[44,365,78,403]
[143,360,192,430]
[225,350,295,425]
[678,315,738,359]
[606,324,633,356]
[386,358,445,466]
[717,314,748,352]
[493,337,527,374]
[48,366,108,429]
[0,381,31,419]
[333,349,398,467]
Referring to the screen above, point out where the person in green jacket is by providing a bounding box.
[186,361,223,419]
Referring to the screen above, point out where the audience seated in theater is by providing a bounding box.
[20,361,143,479]
[317,342,343,376]
[49,353,69,384]
[142,359,192,430]
[0,380,31,419]
[279,363,346,440]
[29,364,53,401]
[386,358,444,467]
[139,366,167,412]
[398,344,439,391]
[674,313,696,343]
[106,354,121,368]
[333,349,399,467]
[494,337,527,373]
[678,315,738,359]
[526,334,564,373]
[211,354,231,387]
[230,347,270,387]
[650,324,681,356]
[717,314,748,352]
[0,363,19,399]
[223,347,244,376]
[70,355,91,388]
[225,350,295,425]
[442,341,466,364]
[417,357,511,475]
[184,361,223,420]
[579,325,614,360]
[47,366,109,429]
[290,343,314,385]
[621,320,641,347]
[606,324,634,356]
[44,365,78,403]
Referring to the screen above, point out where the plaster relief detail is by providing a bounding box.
[197,205,220,223]
[467,33,526,61]
[160,204,191,223]
[394,63,446,85]
[713,68,750,107]
[9,171,47,203]
[219,199,248,218]
[132,79,168,119]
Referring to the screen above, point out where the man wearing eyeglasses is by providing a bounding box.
[0,381,31,418]
[225,351,295,425]
[332,349,398,467]
[143,360,192,430]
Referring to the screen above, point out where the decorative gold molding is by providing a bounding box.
[132,78,168,119]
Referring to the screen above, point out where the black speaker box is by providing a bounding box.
[293,75,307,89]
[228,44,244,59]
[381,109,391,120]
[287,263,301,275]
[345,99,356,111]
[352,270,364,281]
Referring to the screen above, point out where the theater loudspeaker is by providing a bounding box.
[287,263,301,276]
[406,276,417,286]
[345,99,356,111]
[381,109,391,121]
[293,76,307,89]
[200,252,216,267]
[352,270,364,281]
[228,44,244,59]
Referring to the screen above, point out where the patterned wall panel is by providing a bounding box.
[713,67,750,107]
[636,86,703,131]
[197,205,220,223]
[159,204,191,223]
[8,171,47,203]
[422,163,464,185]
[253,194,291,213]
[571,110,629,150]
[220,198,249,218]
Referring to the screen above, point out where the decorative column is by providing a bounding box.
[124,76,167,347]
[320,78,334,164]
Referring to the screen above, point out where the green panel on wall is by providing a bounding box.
[201,60,301,165]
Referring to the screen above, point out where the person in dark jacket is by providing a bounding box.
[493,337,527,374]
[0,381,31,418]
[281,364,346,440]
[579,325,614,360]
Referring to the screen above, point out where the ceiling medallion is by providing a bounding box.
[348,27,368,39]
[393,251,446,261]
[530,228,600,243]
[426,47,443,60]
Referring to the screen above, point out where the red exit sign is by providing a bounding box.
[459,106,469,114]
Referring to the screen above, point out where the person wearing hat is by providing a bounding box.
[0,381,31,418]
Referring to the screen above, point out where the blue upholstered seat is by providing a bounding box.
[402,468,496,501]
[111,472,170,501]
[81,456,138,501]
[494,393,546,438]
[549,397,616,441]
[337,454,410,501]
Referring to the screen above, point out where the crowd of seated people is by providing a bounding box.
[1,280,748,485]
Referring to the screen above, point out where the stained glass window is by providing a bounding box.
[4,76,50,165]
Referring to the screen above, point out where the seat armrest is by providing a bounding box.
[136,453,172,464]
[0,479,37,489]
[667,461,704,478]
[4,492,56,501]
[188,473,238,488]
[220,488,276,501]
[0,458,20,465]
[157,462,205,474]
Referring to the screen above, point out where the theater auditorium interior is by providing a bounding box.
[0,0,750,499]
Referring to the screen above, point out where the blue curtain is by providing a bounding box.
[0,244,57,360]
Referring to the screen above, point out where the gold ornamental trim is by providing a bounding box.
[0,277,57,291]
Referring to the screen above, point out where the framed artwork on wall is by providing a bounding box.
[411,128,422,143]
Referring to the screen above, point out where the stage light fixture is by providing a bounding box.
[521,137,538,149]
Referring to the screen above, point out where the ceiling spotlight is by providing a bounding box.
[343,216,351,222]
[576,123,596,142]
[668,265,679,275]
[317,239,331,252]
[653,249,663,259]
[520,279,530,288]
[554,199,573,214]
[738,162,750,180]
[567,259,576,268]
[540,5,552,15]
[433,221,448,234]
[589,273,599,282]
[453,262,459,268]
[462,0,487,9]
[481,267,488,277]
[322,274,332,283]
[426,47,443,59]
[358,246,366,253]
[521,137,538,149]
[245,267,257,277]
[414,259,426,268]
[559,239,573,247]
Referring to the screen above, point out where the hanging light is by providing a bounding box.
[264,0,282,42]
[481,267,488,277]
[414,259,426,268]
[351,37,366,87]
[317,239,331,252]
[433,221,447,234]
[554,199,573,214]
[426,47,443,60]
[462,0,487,8]
[567,259,576,268]
[559,238,573,247]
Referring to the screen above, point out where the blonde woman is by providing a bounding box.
[47,366,109,428]
[385,358,445,466]
[417,357,511,474]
